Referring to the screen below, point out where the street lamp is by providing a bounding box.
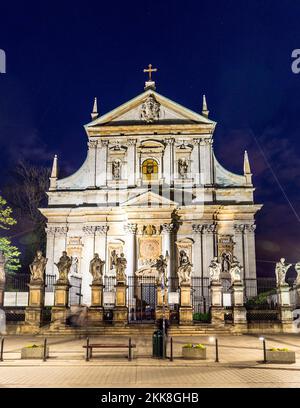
[259,336,267,363]
[209,336,219,363]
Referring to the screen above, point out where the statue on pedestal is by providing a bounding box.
[55,251,72,283]
[177,250,192,285]
[29,250,47,283]
[152,253,169,287]
[229,256,243,283]
[275,258,292,287]
[295,262,300,286]
[209,257,222,282]
[89,253,105,284]
[116,253,127,283]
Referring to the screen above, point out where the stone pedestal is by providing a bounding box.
[155,286,170,321]
[232,281,247,329]
[113,282,128,325]
[25,281,45,327]
[179,284,193,325]
[277,285,293,331]
[51,281,71,328]
[0,281,5,308]
[209,281,225,326]
[88,283,104,325]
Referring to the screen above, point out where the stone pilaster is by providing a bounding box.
[232,280,247,331]
[191,138,201,185]
[127,139,137,186]
[81,225,97,305]
[87,140,97,188]
[164,138,174,185]
[25,281,46,327]
[94,225,109,275]
[155,285,170,321]
[50,281,71,328]
[88,283,104,325]
[113,282,128,326]
[179,284,193,325]
[209,281,224,326]
[96,140,109,187]
[277,284,293,331]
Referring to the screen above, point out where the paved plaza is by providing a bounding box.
[0,334,300,387]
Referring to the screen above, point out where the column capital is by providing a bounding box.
[192,223,216,234]
[124,223,138,234]
[128,139,137,146]
[192,138,202,145]
[161,223,174,234]
[244,224,256,233]
[83,225,97,236]
[95,225,109,235]
[100,139,109,147]
[47,226,68,236]
[165,138,175,145]
[88,140,98,149]
[233,224,245,233]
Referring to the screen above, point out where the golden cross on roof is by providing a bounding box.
[143,64,158,81]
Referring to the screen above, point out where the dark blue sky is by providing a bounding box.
[0,0,300,276]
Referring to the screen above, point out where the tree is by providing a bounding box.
[0,195,21,271]
[2,161,50,272]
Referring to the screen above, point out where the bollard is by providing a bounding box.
[43,338,47,362]
[128,337,132,361]
[0,337,4,362]
[170,337,173,362]
[262,339,267,364]
[215,338,219,363]
[86,337,90,362]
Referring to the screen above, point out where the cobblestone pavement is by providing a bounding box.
[1,334,300,387]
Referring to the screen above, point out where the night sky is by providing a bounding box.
[0,0,300,277]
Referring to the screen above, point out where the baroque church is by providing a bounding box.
[40,67,262,309]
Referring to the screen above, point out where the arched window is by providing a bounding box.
[142,159,159,181]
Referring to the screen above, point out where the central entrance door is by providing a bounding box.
[128,276,156,323]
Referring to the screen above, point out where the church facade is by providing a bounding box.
[40,75,262,307]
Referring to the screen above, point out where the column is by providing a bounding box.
[96,140,109,187]
[94,225,109,273]
[164,138,173,185]
[124,223,137,315]
[244,224,257,279]
[200,138,213,185]
[191,138,201,185]
[192,224,203,277]
[81,226,97,305]
[53,227,68,278]
[45,226,55,276]
[161,223,174,280]
[202,224,216,278]
[233,224,245,279]
[127,140,137,187]
[86,140,97,188]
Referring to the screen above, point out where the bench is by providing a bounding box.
[83,337,136,361]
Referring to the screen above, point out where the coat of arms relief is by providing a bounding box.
[140,95,160,123]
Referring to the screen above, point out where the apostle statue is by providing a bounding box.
[295,262,300,286]
[177,250,192,285]
[89,253,105,284]
[112,160,121,180]
[275,258,292,287]
[178,158,188,178]
[29,250,48,283]
[71,256,79,275]
[209,257,222,283]
[110,249,118,270]
[116,253,127,283]
[221,252,231,273]
[229,256,243,283]
[55,251,72,283]
[152,252,169,287]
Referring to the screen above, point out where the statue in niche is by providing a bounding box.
[209,257,222,282]
[152,252,169,287]
[177,250,192,285]
[112,160,121,180]
[116,253,127,282]
[89,253,105,284]
[178,158,188,178]
[221,252,231,273]
[55,251,72,283]
[295,262,300,286]
[110,249,119,270]
[29,250,48,283]
[275,258,292,287]
[229,256,243,283]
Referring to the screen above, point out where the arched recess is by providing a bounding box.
[142,158,159,181]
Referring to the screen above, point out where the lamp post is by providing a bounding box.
[259,336,267,363]
[161,251,169,359]
[209,336,219,362]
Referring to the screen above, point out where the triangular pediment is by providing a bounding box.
[85,89,216,128]
[121,191,177,207]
